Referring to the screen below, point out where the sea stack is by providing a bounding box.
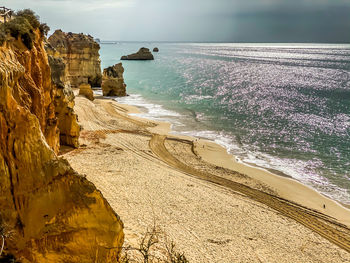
[48,29,102,88]
[121,47,154,60]
[153,47,159,52]
[102,63,127,96]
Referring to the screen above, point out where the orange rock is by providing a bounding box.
[46,49,80,148]
[48,30,102,88]
[0,30,123,262]
[79,83,94,101]
[102,63,127,97]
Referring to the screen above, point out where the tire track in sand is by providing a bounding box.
[149,134,350,253]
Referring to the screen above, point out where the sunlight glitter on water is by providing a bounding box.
[100,42,350,204]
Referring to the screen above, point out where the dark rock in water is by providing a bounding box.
[102,63,127,96]
[153,47,159,52]
[121,47,154,60]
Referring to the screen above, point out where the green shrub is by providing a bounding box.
[0,24,6,46]
[39,22,50,36]
[4,16,34,49]
[15,9,40,29]
[0,9,50,49]
[5,17,32,38]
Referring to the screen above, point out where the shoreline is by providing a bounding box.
[64,94,350,261]
[99,41,350,210]
[111,93,350,222]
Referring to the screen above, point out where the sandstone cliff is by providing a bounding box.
[46,44,80,148]
[0,26,123,263]
[48,29,102,88]
[102,63,127,97]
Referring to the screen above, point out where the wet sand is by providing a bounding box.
[63,95,350,262]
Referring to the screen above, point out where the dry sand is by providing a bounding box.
[63,95,350,262]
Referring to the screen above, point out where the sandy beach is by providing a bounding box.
[63,95,350,262]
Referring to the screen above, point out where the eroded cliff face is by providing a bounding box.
[48,29,102,88]
[0,31,123,262]
[46,43,80,148]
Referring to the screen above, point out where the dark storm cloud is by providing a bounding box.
[3,0,350,42]
[225,1,350,43]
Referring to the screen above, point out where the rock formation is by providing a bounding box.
[153,47,159,52]
[121,47,154,60]
[102,63,127,96]
[0,26,123,262]
[48,29,102,88]
[79,83,94,101]
[46,44,80,148]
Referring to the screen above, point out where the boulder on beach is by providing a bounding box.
[121,47,154,60]
[153,47,159,52]
[79,83,94,101]
[102,63,127,96]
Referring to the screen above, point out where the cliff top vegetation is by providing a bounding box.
[0,8,49,49]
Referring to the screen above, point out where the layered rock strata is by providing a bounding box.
[121,47,154,60]
[79,83,94,101]
[0,30,123,262]
[46,44,80,148]
[48,30,102,88]
[102,63,127,96]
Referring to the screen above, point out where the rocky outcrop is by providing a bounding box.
[79,83,94,101]
[46,44,80,148]
[121,47,154,60]
[48,30,102,88]
[0,29,123,262]
[153,47,159,52]
[102,63,127,97]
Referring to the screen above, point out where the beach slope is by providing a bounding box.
[64,95,350,262]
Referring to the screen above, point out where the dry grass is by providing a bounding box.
[0,215,17,262]
[119,223,188,263]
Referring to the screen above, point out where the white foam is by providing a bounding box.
[93,90,103,96]
[100,91,350,205]
[241,149,350,204]
[174,128,350,204]
[112,94,183,125]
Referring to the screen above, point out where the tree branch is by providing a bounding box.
[0,235,4,257]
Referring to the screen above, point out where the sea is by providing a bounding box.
[99,42,350,205]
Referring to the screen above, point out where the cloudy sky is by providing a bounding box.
[4,0,350,42]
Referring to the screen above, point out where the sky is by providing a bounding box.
[4,0,350,43]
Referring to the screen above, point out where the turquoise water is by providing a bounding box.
[99,42,350,205]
